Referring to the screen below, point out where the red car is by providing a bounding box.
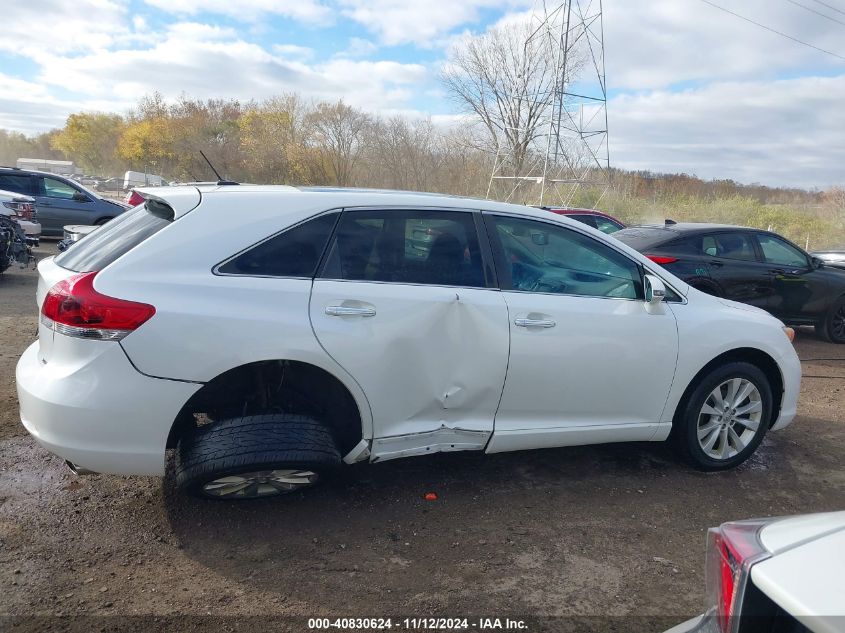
[540,207,625,234]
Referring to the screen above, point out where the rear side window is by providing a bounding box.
[55,205,169,272]
[568,214,597,229]
[217,213,338,278]
[321,209,486,287]
[0,173,33,195]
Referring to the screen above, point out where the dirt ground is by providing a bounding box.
[1,243,843,632]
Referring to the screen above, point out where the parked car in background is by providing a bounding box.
[18,186,800,500]
[0,188,40,241]
[94,177,124,192]
[615,222,845,343]
[666,511,845,633]
[540,207,625,234]
[811,249,845,271]
[0,167,129,237]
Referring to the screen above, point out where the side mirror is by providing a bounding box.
[644,274,666,305]
[72,191,89,202]
[811,256,823,269]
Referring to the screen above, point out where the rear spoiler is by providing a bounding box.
[136,186,202,220]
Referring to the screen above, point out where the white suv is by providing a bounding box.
[16,186,801,499]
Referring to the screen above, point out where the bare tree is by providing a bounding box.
[441,22,581,178]
[309,100,371,187]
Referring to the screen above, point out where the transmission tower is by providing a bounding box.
[486,0,610,208]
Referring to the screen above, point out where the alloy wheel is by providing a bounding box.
[201,469,319,498]
[697,378,762,460]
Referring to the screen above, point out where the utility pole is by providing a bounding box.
[487,0,611,208]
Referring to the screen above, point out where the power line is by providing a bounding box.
[809,0,845,17]
[698,0,845,61]
[784,0,845,27]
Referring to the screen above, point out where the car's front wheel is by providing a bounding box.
[176,414,341,499]
[673,362,772,470]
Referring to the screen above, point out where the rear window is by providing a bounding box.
[54,205,169,272]
[613,227,674,250]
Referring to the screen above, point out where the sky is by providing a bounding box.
[1,0,845,189]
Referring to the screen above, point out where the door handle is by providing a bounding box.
[709,260,723,268]
[769,269,785,275]
[514,317,556,328]
[325,305,376,317]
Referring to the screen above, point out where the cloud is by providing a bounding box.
[0,73,134,134]
[609,75,845,187]
[336,37,378,59]
[602,0,845,89]
[0,0,130,57]
[31,23,428,114]
[143,0,331,23]
[338,0,532,46]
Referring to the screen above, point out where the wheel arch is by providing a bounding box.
[672,347,784,430]
[166,359,368,456]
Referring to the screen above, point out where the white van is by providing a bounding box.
[123,171,165,189]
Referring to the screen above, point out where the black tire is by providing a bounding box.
[672,362,773,471]
[94,216,114,225]
[176,414,341,499]
[816,296,845,343]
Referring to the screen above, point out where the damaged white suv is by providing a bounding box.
[17,186,801,499]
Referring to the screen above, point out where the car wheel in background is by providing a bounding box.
[816,296,845,344]
[672,362,772,471]
[176,414,341,499]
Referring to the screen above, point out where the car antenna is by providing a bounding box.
[199,151,239,186]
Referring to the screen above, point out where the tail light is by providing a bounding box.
[646,254,679,264]
[705,519,774,633]
[2,199,35,220]
[125,190,146,207]
[41,272,155,341]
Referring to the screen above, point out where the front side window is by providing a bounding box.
[756,234,808,268]
[489,215,642,299]
[43,177,78,200]
[321,209,485,287]
[218,213,338,278]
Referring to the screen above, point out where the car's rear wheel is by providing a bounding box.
[816,296,845,343]
[673,362,772,470]
[176,414,341,499]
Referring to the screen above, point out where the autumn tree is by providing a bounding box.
[309,100,370,187]
[51,113,126,174]
[441,22,582,178]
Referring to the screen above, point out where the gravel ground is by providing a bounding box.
[1,243,843,632]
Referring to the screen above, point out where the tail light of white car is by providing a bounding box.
[705,519,775,633]
[2,198,35,221]
[40,271,155,341]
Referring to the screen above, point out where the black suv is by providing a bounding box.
[0,167,128,237]
[614,222,845,342]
